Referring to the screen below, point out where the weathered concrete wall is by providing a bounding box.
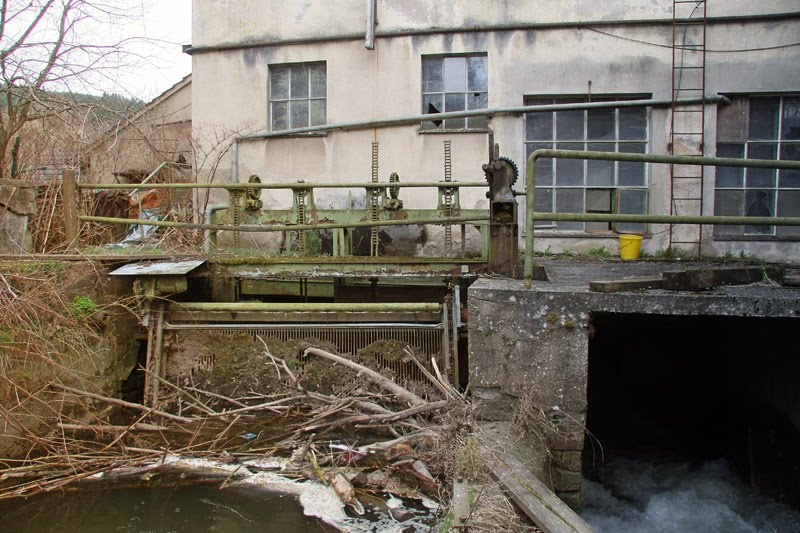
[191,0,800,261]
[468,270,800,502]
[0,184,36,255]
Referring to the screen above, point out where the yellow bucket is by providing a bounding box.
[619,234,643,260]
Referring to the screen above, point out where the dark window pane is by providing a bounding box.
[271,101,288,131]
[555,142,584,186]
[527,143,553,185]
[290,65,309,98]
[714,189,744,235]
[618,143,646,187]
[289,100,309,128]
[617,189,647,233]
[422,94,443,129]
[467,56,488,92]
[586,189,613,232]
[744,189,775,234]
[746,143,777,188]
[782,97,800,140]
[748,97,780,140]
[555,188,584,230]
[444,93,465,112]
[619,107,647,140]
[779,143,800,188]
[586,188,613,212]
[535,187,553,212]
[270,67,289,100]
[422,58,442,93]
[715,189,744,216]
[586,143,615,186]
[587,108,615,140]
[534,187,554,227]
[310,99,326,126]
[443,56,466,92]
[444,93,466,129]
[556,109,584,140]
[309,64,326,98]
[776,190,800,235]
[526,111,553,140]
[715,143,744,188]
[467,92,488,129]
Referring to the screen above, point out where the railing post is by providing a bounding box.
[62,169,78,249]
[524,157,537,289]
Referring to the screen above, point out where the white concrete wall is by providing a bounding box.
[191,0,800,260]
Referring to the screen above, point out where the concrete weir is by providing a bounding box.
[468,259,800,509]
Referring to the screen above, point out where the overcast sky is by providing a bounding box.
[122,0,192,101]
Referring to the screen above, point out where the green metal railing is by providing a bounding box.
[74,179,491,254]
[523,149,800,288]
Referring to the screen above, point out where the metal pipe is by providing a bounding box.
[183,12,800,54]
[79,214,490,232]
[169,302,441,313]
[524,149,800,288]
[76,181,488,190]
[164,322,444,330]
[365,0,376,50]
[239,96,729,141]
[535,212,800,225]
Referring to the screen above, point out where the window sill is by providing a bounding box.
[417,128,491,135]
[713,235,800,242]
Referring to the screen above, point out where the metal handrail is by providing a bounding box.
[524,149,800,287]
[76,181,487,190]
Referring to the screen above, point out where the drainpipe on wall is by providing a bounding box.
[365,0,377,50]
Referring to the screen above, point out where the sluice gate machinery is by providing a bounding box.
[109,143,524,406]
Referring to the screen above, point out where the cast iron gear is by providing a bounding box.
[485,156,519,187]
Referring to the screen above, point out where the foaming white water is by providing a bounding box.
[582,456,800,533]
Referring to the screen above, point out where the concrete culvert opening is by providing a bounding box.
[583,312,800,530]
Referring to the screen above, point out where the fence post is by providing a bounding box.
[62,170,78,249]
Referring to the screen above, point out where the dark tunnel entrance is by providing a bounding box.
[585,312,800,510]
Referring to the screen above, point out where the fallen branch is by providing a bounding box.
[57,423,172,433]
[304,347,426,407]
[52,383,195,424]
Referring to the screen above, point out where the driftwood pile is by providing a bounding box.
[0,340,468,514]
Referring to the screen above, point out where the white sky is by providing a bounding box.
[118,0,192,101]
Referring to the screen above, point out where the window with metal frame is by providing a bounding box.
[715,95,800,236]
[269,62,326,131]
[524,96,650,233]
[421,54,488,130]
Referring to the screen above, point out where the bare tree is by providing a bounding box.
[0,0,147,177]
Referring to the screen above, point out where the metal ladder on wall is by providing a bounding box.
[669,0,707,254]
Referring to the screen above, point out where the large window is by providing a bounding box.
[269,62,326,131]
[715,95,800,236]
[421,54,488,130]
[525,97,650,233]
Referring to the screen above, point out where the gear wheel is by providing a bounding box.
[485,156,519,187]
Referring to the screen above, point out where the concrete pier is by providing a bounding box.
[468,259,800,508]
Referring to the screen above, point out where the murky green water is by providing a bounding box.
[0,485,336,533]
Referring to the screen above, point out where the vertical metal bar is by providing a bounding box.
[452,291,460,389]
[525,155,537,289]
[442,301,450,380]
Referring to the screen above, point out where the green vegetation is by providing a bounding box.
[70,296,97,320]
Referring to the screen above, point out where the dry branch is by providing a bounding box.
[304,347,426,407]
